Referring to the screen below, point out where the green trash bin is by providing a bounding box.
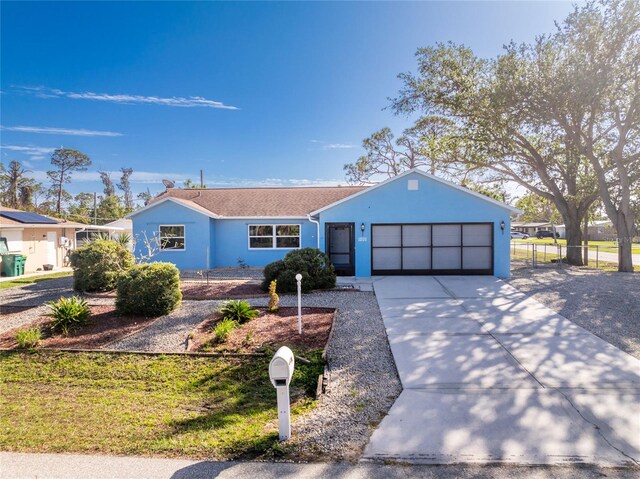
[1,254,20,277]
[16,255,27,276]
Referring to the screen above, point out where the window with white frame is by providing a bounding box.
[159,225,185,250]
[248,224,300,249]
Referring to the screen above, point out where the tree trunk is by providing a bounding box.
[583,211,589,266]
[615,211,635,272]
[564,218,584,266]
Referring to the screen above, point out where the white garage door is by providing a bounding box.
[371,223,493,275]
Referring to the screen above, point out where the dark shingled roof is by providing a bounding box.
[149,186,367,217]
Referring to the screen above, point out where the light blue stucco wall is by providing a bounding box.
[213,219,318,267]
[316,172,513,278]
[131,201,213,270]
[131,204,319,270]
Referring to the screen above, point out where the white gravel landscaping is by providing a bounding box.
[506,263,640,359]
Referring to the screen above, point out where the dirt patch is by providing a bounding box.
[181,281,265,300]
[188,307,335,353]
[0,305,156,350]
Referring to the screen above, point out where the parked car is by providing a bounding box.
[535,230,560,239]
[510,231,529,239]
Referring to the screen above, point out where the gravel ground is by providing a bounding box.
[253,291,402,461]
[109,289,401,461]
[108,300,223,351]
[181,267,264,281]
[506,263,640,359]
[0,277,114,335]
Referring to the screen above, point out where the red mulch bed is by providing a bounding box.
[181,281,265,300]
[188,307,335,353]
[0,305,156,350]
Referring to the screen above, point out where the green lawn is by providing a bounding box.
[512,238,640,255]
[0,350,322,459]
[0,271,73,290]
[510,249,640,272]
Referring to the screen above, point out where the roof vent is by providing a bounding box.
[408,179,419,191]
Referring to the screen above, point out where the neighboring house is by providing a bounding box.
[0,207,119,274]
[129,170,521,278]
[511,222,556,237]
[556,220,624,241]
[75,218,133,248]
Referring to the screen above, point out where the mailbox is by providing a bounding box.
[269,346,294,388]
[268,346,295,441]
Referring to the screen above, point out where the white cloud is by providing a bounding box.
[310,139,355,150]
[1,125,123,137]
[1,145,56,161]
[26,169,344,188]
[16,86,239,110]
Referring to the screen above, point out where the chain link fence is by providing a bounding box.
[511,242,615,269]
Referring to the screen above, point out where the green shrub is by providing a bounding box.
[116,263,182,317]
[262,248,336,293]
[220,300,259,324]
[70,240,135,292]
[47,296,91,335]
[15,327,42,348]
[213,318,238,343]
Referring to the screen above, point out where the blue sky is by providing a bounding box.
[1,1,576,203]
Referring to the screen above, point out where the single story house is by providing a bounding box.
[511,222,556,237]
[0,207,120,274]
[129,170,521,278]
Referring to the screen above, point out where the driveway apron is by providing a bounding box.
[363,276,640,466]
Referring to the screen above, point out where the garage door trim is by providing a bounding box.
[370,222,494,275]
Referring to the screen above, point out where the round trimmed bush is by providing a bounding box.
[70,240,135,292]
[262,248,336,293]
[116,263,182,317]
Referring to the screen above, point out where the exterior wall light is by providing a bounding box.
[361,223,365,233]
[500,220,506,233]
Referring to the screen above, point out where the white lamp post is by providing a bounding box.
[295,273,302,335]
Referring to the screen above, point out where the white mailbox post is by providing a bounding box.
[269,346,295,441]
[295,273,302,335]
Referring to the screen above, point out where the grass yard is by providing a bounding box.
[0,351,322,459]
[510,249,640,272]
[0,271,73,290]
[513,238,640,255]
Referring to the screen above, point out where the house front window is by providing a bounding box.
[248,224,300,249]
[159,225,185,250]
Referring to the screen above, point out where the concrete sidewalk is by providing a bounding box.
[364,276,640,466]
[1,452,638,479]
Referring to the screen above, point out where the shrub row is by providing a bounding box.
[70,240,181,317]
[262,248,336,293]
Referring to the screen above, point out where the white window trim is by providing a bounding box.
[247,223,301,250]
[159,224,186,251]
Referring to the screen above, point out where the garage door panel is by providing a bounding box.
[402,225,431,247]
[432,247,462,269]
[433,225,461,246]
[463,247,492,270]
[372,225,401,247]
[402,247,431,270]
[463,224,492,246]
[373,248,402,270]
[372,223,493,275]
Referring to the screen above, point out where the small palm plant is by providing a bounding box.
[220,300,259,324]
[267,280,279,312]
[47,296,91,336]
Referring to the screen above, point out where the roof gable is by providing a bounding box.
[310,169,522,215]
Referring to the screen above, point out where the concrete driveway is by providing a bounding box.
[363,276,640,466]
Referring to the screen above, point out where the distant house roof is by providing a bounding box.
[0,206,98,229]
[131,186,367,218]
[511,222,552,228]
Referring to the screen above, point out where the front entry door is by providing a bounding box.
[326,223,355,276]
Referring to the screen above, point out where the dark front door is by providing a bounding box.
[326,223,355,276]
